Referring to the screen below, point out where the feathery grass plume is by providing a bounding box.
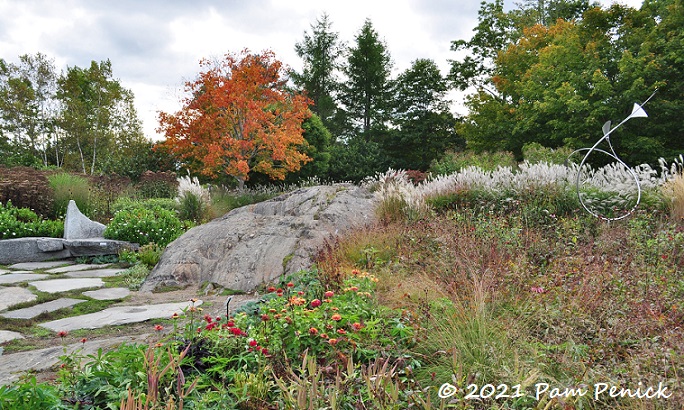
[364,169,427,222]
[662,170,684,221]
[176,174,211,223]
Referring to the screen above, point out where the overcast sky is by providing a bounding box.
[0,0,643,140]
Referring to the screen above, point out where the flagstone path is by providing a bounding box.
[0,259,256,385]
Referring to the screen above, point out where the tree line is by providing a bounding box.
[2,0,681,186]
[0,54,167,179]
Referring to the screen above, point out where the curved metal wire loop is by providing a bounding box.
[569,90,657,221]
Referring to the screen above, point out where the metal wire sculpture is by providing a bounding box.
[569,91,657,221]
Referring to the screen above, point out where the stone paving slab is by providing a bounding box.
[0,269,9,275]
[39,300,203,331]
[0,273,49,285]
[64,268,126,278]
[29,278,104,294]
[0,334,150,386]
[83,287,131,300]
[0,287,37,311]
[0,298,87,319]
[46,263,108,274]
[0,330,24,344]
[8,261,74,271]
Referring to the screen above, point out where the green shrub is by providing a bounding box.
[429,150,517,176]
[0,201,64,239]
[522,142,574,165]
[111,197,176,214]
[48,172,92,218]
[104,206,184,247]
[138,243,163,268]
[0,375,68,409]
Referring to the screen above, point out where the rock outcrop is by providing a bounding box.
[141,184,377,292]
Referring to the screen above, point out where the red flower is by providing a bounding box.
[309,327,318,335]
[230,327,242,336]
[337,329,347,334]
[329,338,338,345]
[320,333,329,339]
[352,322,363,331]
[310,299,322,308]
[57,330,68,338]
[261,314,270,321]
[154,324,164,331]
[267,286,276,293]
[172,312,180,320]
[324,290,334,298]
[286,282,295,288]
[226,320,235,327]
[80,338,87,344]
[204,314,213,323]
[331,314,342,321]
[261,348,269,355]
[249,339,258,347]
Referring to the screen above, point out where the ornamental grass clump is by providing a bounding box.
[661,170,684,221]
[48,172,93,218]
[364,169,428,223]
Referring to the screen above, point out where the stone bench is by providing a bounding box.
[0,200,138,264]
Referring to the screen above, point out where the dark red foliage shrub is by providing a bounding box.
[136,170,178,199]
[0,166,55,218]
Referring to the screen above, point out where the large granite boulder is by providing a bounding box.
[141,184,377,292]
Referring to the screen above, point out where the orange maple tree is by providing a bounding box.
[157,49,312,188]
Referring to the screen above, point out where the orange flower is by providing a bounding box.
[352,322,363,331]
[324,290,334,298]
[331,314,342,321]
[309,327,318,335]
[329,338,338,345]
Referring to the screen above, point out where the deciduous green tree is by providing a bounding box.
[57,60,143,174]
[0,53,58,166]
[452,0,679,165]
